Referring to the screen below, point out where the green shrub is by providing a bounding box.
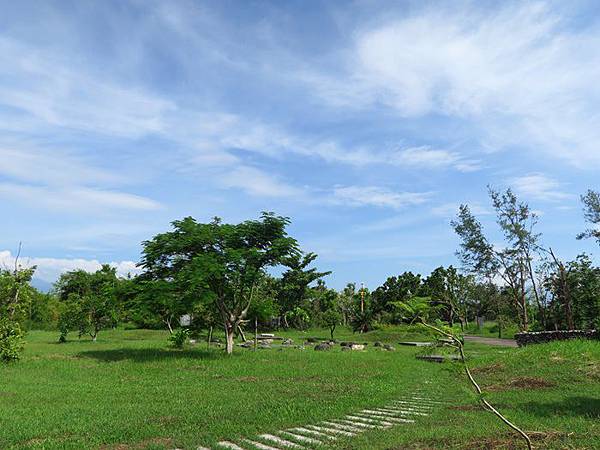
[169,328,190,349]
[0,319,25,362]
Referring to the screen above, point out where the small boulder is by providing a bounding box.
[314,343,331,351]
[374,341,382,347]
[383,344,396,351]
[350,344,365,351]
[282,338,294,345]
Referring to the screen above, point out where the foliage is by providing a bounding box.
[0,319,24,362]
[168,328,190,349]
[452,188,542,331]
[0,263,36,362]
[139,212,299,354]
[55,265,121,341]
[322,307,341,340]
[578,189,600,244]
[372,272,423,320]
[285,307,311,330]
[276,252,330,326]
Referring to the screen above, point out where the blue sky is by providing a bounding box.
[1,0,600,288]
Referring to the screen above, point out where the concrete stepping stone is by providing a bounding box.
[258,434,305,449]
[289,427,337,440]
[278,431,323,446]
[388,401,432,409]
[242,439,281,450]
[353,413,413,424]
[306,424,355,437]
[345,414,391,425]
[321,421,362,433]
[336,419,383,429]
[379,407,430,416]
[218,442,246,450]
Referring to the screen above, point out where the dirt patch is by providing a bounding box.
[471,363,505,375]
[448,404,482,412]
[488,376,556,392]
[235,376,259,382]
[0,391,16,397]
[461,431,570,450]
[579,361,600,380]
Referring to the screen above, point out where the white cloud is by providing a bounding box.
[0,250,141,283]
[218,166,303,198]
[0,183,161,212]
[0,148,123,187]
[307,2,600,168]
[332,185,431,209]
[508,173,571,202]
[0,37,174,138]
[391,147,480,171]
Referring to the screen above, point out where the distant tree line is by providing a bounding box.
[2,189,600,360]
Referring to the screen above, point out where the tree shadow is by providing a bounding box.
[524,396,600,419]
[77,347,224,363]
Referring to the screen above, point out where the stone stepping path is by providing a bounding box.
[183,391,444,450]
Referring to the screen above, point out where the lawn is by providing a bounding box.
[0,327,598,449]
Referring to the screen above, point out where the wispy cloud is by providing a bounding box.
[508,173,572,202]
[305,2,600,168]
[0,183,161,212]
[332,186,431,209]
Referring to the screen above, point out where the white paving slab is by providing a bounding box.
[336,419,382,429]
[306,424,355,437]
[278,431,323,446]
[321,421,362,433]
[217,442,246,450]
[355,413,415,424]
[242,439,281,450]
[346,414,394,428]
[289,427,337,440]
[258,434,305,449]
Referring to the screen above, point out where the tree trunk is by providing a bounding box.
[330,325,335,340]
[225,322,235,355]
[207,326,213,351]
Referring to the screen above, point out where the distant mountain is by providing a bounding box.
[31,278,53,293]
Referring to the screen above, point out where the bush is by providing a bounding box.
[169,328,190,349]
[0,319,25,362]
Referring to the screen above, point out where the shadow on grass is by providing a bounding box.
[525,396,600,418]
[78,347,224,363]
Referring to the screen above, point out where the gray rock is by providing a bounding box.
[374,341,382,347]
[314,343,331,351]
[383,344,396,351]
[282,338,294,345]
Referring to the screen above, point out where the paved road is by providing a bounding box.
[463,335,518,347]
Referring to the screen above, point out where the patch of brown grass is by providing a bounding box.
[471,362,505,375]
[487,376,556,392]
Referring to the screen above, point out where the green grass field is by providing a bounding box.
[0,327,598,449]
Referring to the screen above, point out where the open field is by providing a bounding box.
[0,327,599,450]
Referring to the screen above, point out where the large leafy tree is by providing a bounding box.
[55,265,121,342]
[371,272,422,320]
[139,212,299,354]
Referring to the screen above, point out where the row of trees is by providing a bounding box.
[2,189,600,360]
